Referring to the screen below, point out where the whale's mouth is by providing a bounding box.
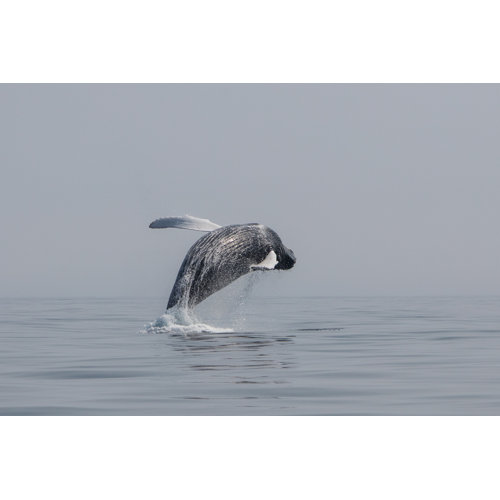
[276,248,296,270]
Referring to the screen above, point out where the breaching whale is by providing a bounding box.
[149,215,296,310]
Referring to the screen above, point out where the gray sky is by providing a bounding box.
[1,84,499,297]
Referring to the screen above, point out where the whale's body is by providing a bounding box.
[149,216,296,310]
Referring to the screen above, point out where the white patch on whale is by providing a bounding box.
[251,250,278,270]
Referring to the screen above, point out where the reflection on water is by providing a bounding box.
[1,295,500,415]
[158,330,296,389]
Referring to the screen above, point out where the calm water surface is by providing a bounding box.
[1,295,500,415]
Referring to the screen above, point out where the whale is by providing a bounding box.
[149,215,296,310]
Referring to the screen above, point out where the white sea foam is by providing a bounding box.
[140,306,234,334]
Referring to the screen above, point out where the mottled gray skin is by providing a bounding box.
[167,224,296,310]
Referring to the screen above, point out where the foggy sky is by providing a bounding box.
[1,84,499,298]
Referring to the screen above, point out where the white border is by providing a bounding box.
[2,417,499,499]
[1,0,500,82]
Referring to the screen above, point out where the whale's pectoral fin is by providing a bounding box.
[250,250,278,270]
[149,215,222,232]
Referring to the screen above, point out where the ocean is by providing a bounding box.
[1,291,500,415]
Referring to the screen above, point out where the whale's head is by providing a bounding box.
[260,226,296,271]
[246,224,296,272]
[275,246,296,270]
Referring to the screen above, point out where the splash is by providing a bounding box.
[140,306,234,335]
[141,273,264,335]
